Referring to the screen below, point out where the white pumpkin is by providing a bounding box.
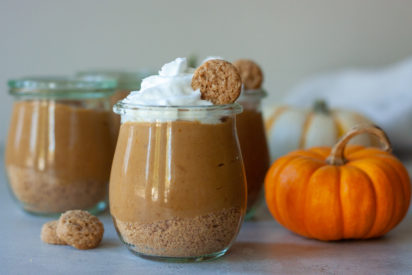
[264,100,376,161]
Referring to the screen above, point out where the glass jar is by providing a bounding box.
[236,89,271,219]
[76,70,153,143]
[5,77,116,216]
[110,103,247,262]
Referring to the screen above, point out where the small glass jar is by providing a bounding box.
[76,70,153,142]
[110,103,247,262]
[236,89,271,219]
[5,77,116,216]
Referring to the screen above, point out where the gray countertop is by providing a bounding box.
[1,153,412,275]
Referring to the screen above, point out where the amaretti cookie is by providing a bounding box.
[192,59,242,105]
[233,59,263,90]
[41,220,67,245]
[56,210,104,250]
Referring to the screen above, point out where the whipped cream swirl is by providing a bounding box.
[123,57,212,106]
[118,57,229,124]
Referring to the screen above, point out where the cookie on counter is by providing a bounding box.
[41,220,66,245]
[56,210,104,250]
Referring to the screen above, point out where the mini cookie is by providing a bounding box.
[233,59,263,90]
[56,210,104,250]
[41,220,66,245]
[192,59,242,105]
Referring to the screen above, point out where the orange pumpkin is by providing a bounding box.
[265,125,411,241]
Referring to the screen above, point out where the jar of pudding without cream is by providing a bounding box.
[5,77,116,215]
[236,89,271,219]
[110,102,247,261]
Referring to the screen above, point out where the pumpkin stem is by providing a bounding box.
[313,100,330,115]
[326,124,392,165]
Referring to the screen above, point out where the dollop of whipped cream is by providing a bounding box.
[122,57,212,106]
[118,57,226,124]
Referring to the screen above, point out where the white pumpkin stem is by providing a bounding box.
[326,124,392,165]
[313,100,330,114]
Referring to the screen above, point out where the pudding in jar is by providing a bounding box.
[109,57,246,261]
[5,77,116,215]
[233,59,271,218]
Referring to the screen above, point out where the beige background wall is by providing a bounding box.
[1,0,412,146]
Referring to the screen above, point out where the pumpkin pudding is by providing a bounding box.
[234,59,270,216]
[109,57,246,260]
[5,100,114,214]
[110,119,245,257]
[236,104,270,211]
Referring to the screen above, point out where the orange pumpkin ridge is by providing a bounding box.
[304,165,344,240]
[348,157,399,238]
[339,165,376,238]
[264,125,411,241]
[264,156,295,226]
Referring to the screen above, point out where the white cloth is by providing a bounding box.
[284,57,412,150]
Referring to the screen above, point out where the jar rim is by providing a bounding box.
[8,76,116,98]
[76,70,154,91]
[114,101,243,115]
[239,88,267,99]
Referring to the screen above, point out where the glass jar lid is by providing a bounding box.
[8,76,117,99]
[76,70,154,91]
